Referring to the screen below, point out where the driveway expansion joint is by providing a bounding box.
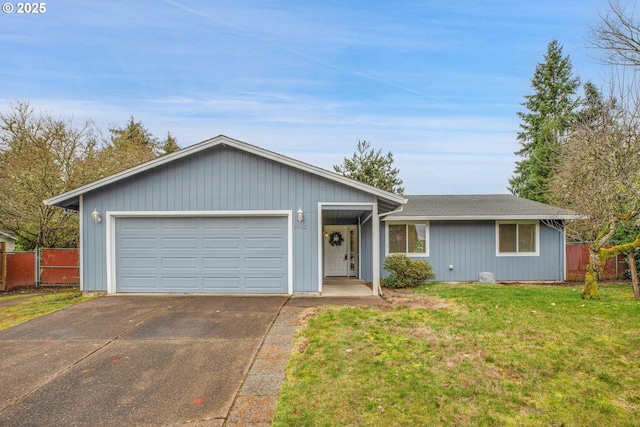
[0,302,173,416]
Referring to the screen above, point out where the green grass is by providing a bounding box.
[273,283,640,426]
[0,288,96,330]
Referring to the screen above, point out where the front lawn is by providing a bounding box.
[0,288,95,331]
[273,283,640,426]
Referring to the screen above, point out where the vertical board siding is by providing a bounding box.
[82,145,376,292]
[380,220,564,282]
[360,221,373,282]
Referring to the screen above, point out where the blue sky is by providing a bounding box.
[1,0,613,194]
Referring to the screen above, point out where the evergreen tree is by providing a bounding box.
[577,81,608,127]
[509,40,580,203]
[98,117,179,175]
[334,140,404,194]
[161,131,180,155]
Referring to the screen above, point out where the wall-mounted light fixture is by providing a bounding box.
[91,209,102,224]
[323,231,329,238]
[297,208,303,223]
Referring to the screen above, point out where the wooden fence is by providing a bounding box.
[0,242,6,290]
[566,243,626,282]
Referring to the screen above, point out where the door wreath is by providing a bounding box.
[329,231,344,246]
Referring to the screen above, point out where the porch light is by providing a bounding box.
[323,231,329,238]
[91,209,102,223]
[297,208,303,222]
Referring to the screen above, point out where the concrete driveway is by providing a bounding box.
[0,295,289,426]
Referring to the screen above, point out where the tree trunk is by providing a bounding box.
[583,249,601,300]
[628,252,640,301]
[583,231,640,300]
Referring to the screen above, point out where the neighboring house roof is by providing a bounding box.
[44,135,407,210]
[0,231,16,241]
[384,194,581,221]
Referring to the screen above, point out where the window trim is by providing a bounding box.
[385,221,429,257]
[495,220,540,257]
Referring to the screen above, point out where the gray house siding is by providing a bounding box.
[360,220,373,283]
[380,220,565,282]
[82,145,375,292]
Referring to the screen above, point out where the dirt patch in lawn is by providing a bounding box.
[381,288,451,309]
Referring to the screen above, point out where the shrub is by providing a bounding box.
[382,254,435,288]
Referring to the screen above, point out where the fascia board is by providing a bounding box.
[383,214,584,221]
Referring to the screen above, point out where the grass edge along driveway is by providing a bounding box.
[0,288,95,331]
[273,283,640,427]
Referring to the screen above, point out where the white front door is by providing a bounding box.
[323,226,358,277]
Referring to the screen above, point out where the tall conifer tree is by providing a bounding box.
[334,140,404,195]
[509,40,580,203]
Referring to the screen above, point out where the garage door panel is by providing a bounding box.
[245,237,283,249]
[203,237,240,249]
[161,277,199,291]
[202,257,241,269]
[116,216,288,294]
[246,224,284,232]
[160,217,199,230]
[161,237,199,249]
[121,238,156,250]
[245,257,284,270]
[202,277,241,290]
[161,257,198,269]
[120,221,156,231]
[120,257,157,269]
[120,276,158,289]
[245,277,286,291]
[202,217,241,230]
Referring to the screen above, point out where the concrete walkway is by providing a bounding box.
[225,295,388,426]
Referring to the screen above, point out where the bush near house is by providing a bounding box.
[383,254,435,288]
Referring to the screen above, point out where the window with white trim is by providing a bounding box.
[496,221,539,256]
[387,222,429,256]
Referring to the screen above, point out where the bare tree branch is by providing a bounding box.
[589,0,640,67]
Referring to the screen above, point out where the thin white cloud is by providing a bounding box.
[1,0,609,195]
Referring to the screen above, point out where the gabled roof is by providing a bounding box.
[45,135,407,210]
[0,231,16,241]
[384,194,581,221]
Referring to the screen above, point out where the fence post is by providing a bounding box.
[34,245,40,288]
[0,242,6,291]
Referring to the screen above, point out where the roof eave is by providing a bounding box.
[383,214,584,221]
[0,231,16,240]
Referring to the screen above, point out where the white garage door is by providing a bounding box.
[115,216,289,293]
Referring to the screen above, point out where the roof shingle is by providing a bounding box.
[385,194,580,220]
